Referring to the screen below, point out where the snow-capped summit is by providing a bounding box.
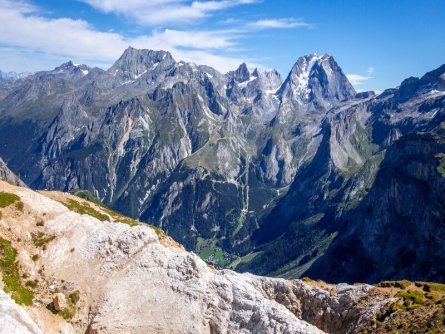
[277,53,356,113]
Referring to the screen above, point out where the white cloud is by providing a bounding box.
[0,0,257,73]
[347,68,374,86]
[79,0,259,25]
[247,18,312,29]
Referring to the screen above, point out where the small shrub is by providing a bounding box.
[36,220,45,227]
[25,279,38,289]
[15,201,24,212]
[69,290,80,304]
[31,254,39,262]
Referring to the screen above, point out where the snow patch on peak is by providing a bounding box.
[238,75,257,88]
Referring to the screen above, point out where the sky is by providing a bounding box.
[0,0,444,92]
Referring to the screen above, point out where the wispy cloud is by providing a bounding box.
[347,67,374,86]
[247,18,313,29]
[0,0,256,72]
[79,0,260,25]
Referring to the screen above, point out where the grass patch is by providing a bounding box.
[63,199,109,221]
[0,192,20,208]
[378,280,412,289]
[0,237,34,305]
[69,189,104,207]
[32,231,56,248]
[69,189,141,227]
[59,304,76,320]
[396,289,427,310]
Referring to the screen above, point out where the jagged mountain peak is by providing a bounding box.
[108,47,176,78]
[0,70,31,82]
[277,53,356,112]
[391,64,445,102]
[227,62,250,83]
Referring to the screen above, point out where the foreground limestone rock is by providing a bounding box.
[0,180,398,333]
[0,290,42,334]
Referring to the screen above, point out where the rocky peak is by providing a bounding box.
[277,53,356,112]
[396,64,445,102]
[227,63,250,83]
[257,68,283,93]
[109,47,175,79]
[0,70,31,82]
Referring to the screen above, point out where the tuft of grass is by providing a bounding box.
[62,199,109,222]
[0,237,34,305]
[0,192,20,208]
[32,232,55,248]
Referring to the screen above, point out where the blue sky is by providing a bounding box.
[0,0,444,92]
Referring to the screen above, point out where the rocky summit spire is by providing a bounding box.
[108,47,175,79]
[277,53,356,113]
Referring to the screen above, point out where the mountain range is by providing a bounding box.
[0,47,444,284]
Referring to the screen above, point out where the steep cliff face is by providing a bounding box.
[307,133,445,283]
[239,64,445,281]
[0,157,26,187]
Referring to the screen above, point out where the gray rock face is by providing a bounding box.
[0,157,26,187]
[0,48,444,283]
[0,70,31,82]
[241,64,445,282]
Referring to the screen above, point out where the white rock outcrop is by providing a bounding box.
[0,181,389,333]
[0,290,42,334]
